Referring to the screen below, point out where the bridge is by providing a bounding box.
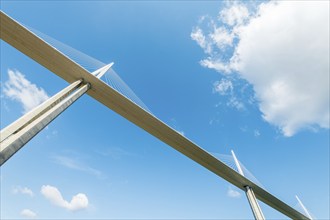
[0,11,310,220]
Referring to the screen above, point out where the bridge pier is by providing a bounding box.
[231,150,265,220]
[245,185,265,220]
[0,80,90,166]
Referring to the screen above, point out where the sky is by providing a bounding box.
[0,1,329,219]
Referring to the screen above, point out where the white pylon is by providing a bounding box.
[231,150,265,220]
[91,62,114,79]
[296,195,313,220]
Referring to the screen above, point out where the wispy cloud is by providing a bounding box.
[213,79,233,95]
[20,209,37,219]
[3,69,49,113]
[254,129,261,137]
[226,97,245,111]
[209,118,220,126]
[191,27,212,54]
[0,97,11,112]
[192,1,330,136]
[12,186,34,197]
[97,147,132,160]
[41,185,88,211]
[53,155,103,178]
[46,130,58,139]
[227,186,241,198]
[213,78,248,111]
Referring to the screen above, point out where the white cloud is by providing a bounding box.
[41,185,88,211]
[53,155,103,178]
[191,27,212,54]
[12,186,34,197]
[46,130,58,139]
[97,147,132,160]
[213,79,233,95]
[20,209,37,219]
[213,79,246,111]
[227,186,241,198]
[227,97,245,111]
[3,69,49,113]
[192,1,330,136]
[219,3,250,26]
[200,58,231,73]
[211,27,234,49]
[254,129,260,137]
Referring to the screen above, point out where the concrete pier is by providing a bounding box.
[0,81,89,166]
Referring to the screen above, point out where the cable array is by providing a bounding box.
[212,153,265,189]
[27,26,151,114]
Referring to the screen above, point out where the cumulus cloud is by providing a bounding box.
[227,186,241,198]
[20,209,37,219]
[211,27,234,49]
[3,69,49,113]
[12,186,34,197]
[219,2,250,26]
[41,185,88,211]
[192,1,330,136]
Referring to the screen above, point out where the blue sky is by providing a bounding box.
[1,1,329,219]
